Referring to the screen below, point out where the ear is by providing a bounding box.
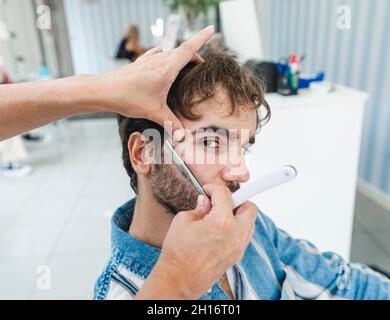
[128,132,154,176]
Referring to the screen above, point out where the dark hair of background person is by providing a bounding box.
[115,25,146,62]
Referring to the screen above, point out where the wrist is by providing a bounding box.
[136,253,198,300]
[65,74,105,113]
[38,75,100,115]
[84,69,138,115]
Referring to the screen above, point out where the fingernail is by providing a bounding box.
[173,129,185,142]
[197,195,205,207]
[205,25,215,32]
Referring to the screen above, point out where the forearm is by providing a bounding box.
[0,75,101,141]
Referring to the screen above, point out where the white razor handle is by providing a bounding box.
[232,165,297,209]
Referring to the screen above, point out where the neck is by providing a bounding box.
[129,189,174,249]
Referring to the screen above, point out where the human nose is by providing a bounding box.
[221,154,250,183]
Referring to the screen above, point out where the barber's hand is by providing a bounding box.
[92,25,214,138]
[136,184,257,300]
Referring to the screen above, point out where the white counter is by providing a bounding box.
[246,85,368,259]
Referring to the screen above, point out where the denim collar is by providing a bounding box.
[111,198,238,300]
[110,198,234,300]
[111,197,161,279]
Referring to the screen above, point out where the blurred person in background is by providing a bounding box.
[0,55,31,177]
[116,25,147,62]
[0,136,31,177]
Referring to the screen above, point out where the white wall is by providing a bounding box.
[64,0,170,75]
[0,0,43,79]
[219,0,264,62]
[256,0,390,195]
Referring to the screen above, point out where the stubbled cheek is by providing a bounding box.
[152,164,199,213]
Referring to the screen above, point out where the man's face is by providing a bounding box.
[151,90,258,214]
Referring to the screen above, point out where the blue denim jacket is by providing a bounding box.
[93,198,390,300]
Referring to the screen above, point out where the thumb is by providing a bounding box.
[161,104,185,142]
[153,104,185,142]
[192,195,212,219]
[234,201,257,226]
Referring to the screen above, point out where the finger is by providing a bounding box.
[173,25,214,70]
[245,223,256,245]
[234,201,258,226]
[235,201,257,217]
[137,46,162,61]
[193,194,212,219]
[172,128,186,143]
[153,104,184,135]
[171,118,184,137]
[172,130,191,153]
[160,105,185,138]
[235,203,257,233]
[190,53,204,64]
[180,195,212,222]
[203,184,233,217]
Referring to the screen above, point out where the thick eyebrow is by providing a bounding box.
[191,126,256,145]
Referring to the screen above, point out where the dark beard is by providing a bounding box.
[151,164,240,215]
[151,164,199,215]
[227,182,240,193]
